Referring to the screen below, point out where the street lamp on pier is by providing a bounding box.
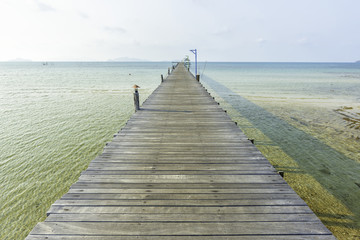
[190,49,197,76]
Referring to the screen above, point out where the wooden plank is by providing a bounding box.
[92,154,265,158]
[85,164,275,171]
[45,213,320,222]
[93,156,268,162]
[52,199,307,206]
[47,205,315,214]
[76,174,284,184]
[69,183,292,190]
[100,149,260,154]
[67,188,296,194]
[60,193,301,200]
[29,222,332,235]
[90,159,270,164]
[26,236,336,240]
[81,170,277,175]
[92,156,269,162]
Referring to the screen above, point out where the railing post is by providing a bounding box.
[133,85,140,112]
[168,68,170,75]
[196,74,200,82]
[161,74,164,83]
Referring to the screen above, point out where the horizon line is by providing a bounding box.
[1,60,359,63]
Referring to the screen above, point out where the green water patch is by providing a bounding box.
[335,106,360,130]
[202,75,360,229]
[0,93,135,239]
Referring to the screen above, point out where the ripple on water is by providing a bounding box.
[0,62,166,239]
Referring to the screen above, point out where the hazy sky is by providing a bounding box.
[1,0,359,62]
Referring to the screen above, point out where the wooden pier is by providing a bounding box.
[27,64,335,239]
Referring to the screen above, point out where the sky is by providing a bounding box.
[0,0,359,62]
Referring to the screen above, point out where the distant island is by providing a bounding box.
[7,58,32,62]
[107,57,148,62]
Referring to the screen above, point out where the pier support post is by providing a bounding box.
[134,90,140,111]
[168,68,170,75]
[133,85,140,112]
[161,74,164,83]
[196,74,200,82]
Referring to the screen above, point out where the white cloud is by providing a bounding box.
[103,26,127,34]
[77,11,89,19]
[256,38,266,43]
[212,26,231,36]
[297,37,309,44]
[35,0,56,12]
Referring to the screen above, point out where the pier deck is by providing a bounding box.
[27,64,335,239]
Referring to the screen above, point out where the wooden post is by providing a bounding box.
[196,74,200,81]
[133,85,140,112]
[168,68,170,75]
[161,74,164,83]
[134,89,140,111]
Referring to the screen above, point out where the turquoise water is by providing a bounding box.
[1,62,360,239]
[200,62,360,100]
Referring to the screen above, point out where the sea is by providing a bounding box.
[1,61,360,239]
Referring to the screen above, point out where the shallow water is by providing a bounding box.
[200,62,360,239]
[0,62,168,239]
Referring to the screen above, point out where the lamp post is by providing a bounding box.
[190,49,197,76]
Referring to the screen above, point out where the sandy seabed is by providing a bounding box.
[238,95,360,240]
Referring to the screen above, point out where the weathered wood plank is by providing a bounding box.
[45,213,320,222]
[47,205,315,214]
[69,183,293,190]
[93,155,268,161]
[67,188,295,194]
[81,170,277,175]
[77,174,284,184]
[90,159,269,164]
[85,164,275,171]
[29,222,332,235]
[60,193,300,200]
[26,236,336,240]
[52,199,307,206]
[91,156,269,162]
